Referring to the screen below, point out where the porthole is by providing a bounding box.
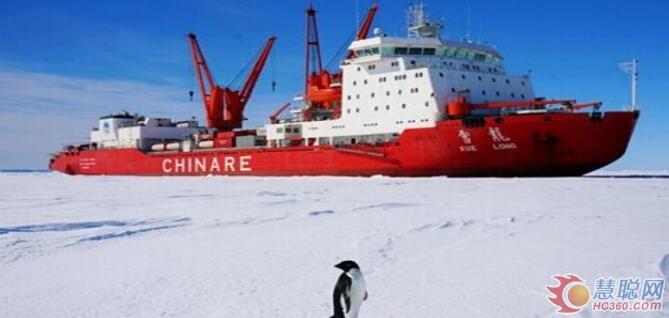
[402,104,407,109]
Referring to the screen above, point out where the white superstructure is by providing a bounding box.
[91,113,199,149]
[264,5,535,147]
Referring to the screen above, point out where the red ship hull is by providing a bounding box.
[49,111,639,177]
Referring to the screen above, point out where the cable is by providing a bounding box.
[325,28,357,71]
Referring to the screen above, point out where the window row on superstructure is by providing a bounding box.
[346,87,423,100]
[353,43,501,64]
[345,100,433,114]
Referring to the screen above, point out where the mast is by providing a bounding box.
[305,5,323,95]
[619,59,639,110]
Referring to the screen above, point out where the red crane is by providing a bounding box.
[188,33,277,131]
[268,102,292,123]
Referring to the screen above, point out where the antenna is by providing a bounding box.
[465,6,472,42]
[406,2,443,38]
[619,59,639,111]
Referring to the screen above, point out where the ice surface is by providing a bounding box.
[0,173,668,317]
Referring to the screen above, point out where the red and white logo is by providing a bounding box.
[546,274,591,314]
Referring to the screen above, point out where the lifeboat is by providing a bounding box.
[307,71,342,105]
[446,96,471,118]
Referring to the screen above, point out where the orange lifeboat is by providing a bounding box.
[307,71,342,106]
[446,96,471,118]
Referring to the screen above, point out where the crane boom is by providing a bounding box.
[188,33,222,129]
[239,36,277,106]
[269,102,291,123]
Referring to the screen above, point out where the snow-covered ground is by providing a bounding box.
[0,173,667,317]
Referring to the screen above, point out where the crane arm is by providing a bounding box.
[347,3,379,59]
[269,102,291,123]
[187,33,216,105]
[239,36,277,107]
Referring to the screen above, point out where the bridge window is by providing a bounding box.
[409,47,422,55]
[394,47,408,55]
[423,48,436,55]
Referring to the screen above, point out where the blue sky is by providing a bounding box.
[0,0,667,170]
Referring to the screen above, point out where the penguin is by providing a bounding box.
[331,260,368,318]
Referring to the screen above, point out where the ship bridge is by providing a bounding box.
[347,36,503,66]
